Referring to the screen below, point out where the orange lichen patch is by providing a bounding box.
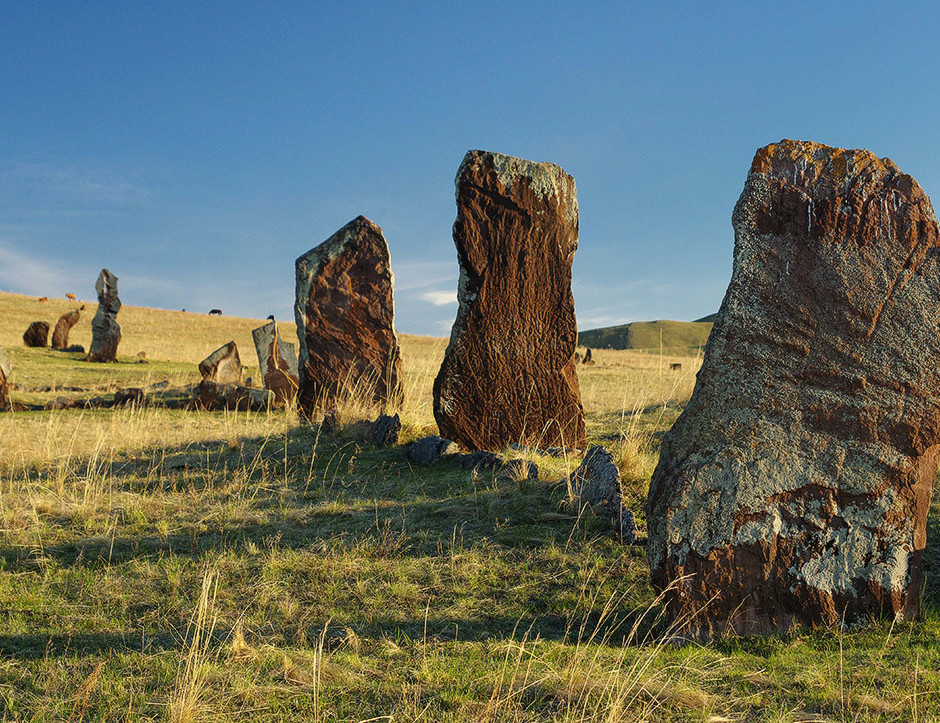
[751,139,901,190]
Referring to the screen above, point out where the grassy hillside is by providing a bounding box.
[579,319,713,353]
[0,291,936,721]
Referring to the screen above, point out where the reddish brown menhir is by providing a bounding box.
[647,139,940,638]
[294,215,403,415]
[52,309,81,350]
[86,269,122,363]
[433,150,586,451]
[252,320,299,405]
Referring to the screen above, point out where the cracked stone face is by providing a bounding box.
[86,269,122,363]
[647,139,940,638]
[198,341,243,385]
[294,215,403,415]
[433,150,586,451]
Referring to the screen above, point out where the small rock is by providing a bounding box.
[63,344,85,354]
[408,436,459,465]
[572,445,622,509]
[371,413,401,447]
[617,508,638,545]
[114,388,145,407]
[23,321,49,347]
[320,410,339,434]
[456,450,501,471]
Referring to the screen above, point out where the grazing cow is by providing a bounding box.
[266,314,275,321]
[65,293,76,300]
[208,309,223,315]
[38,296,48,303]
[669,362,682,371]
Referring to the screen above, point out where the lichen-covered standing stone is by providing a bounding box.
[52,309,80,350]
[433,150,586,451]
[251,321,299,404]
[86,269,122,362]
[198,341,243,385]
[648,140,940,637]
[294,215,403,415]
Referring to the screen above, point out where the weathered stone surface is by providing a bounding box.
[23,321,49,347]
[433,150,586,452]
[113,388,145,407]
[573,445,622,509]
[294,216,403,416]
[371,413,401,447]
[195,381,273,412]
[0,347,10,411]
[408,436,460,465]
[648,139,940,637]
[198,342,242,385]
[251,321,299,404]
[52,310,80,349]
[456,450,502,471]
[86,269,122,362]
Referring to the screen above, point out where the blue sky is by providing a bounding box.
[1,2,938,335]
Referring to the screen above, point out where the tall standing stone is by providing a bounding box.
[252,321,299,404]
[294,215,403,415]
[86,269,122,363]
[0,347,10,411]
[52,309,81,350]
[648,140,940,637]
[433,150,586,451]
[198,341,242,384]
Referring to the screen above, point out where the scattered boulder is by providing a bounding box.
[51,309,80,349]
[294,216,404,416]
[455,450,502,472]
[113,388,145,407]
[571,445,636,543]
[86,269,122,363]
[63,344,85,354]
[195,381,273,412]
[23,321,49,347]
[251,320,299,404]
[408,436,460,465]
[0,347,10,411]
[371,413,401,447]
[198,342,242,385]
[433,150,586,451]
[648,139,940,638]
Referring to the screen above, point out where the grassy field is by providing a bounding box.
[578,320,713,354]
[0,291,937,721]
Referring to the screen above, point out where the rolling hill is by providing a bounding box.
[578,318,713,352]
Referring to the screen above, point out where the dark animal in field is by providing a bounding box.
[65,293,76,300]
[208,309,222,316]
[38,296,48,302]
[266,314,275,321]
[669,362,682,371]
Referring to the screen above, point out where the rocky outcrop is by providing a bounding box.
[251,321,299,404]
[433,150,586,451]
[195,382,273,412]
[23,321,49,347]
[52,309,80,349]
[648,140,940,637]
[294,216,403,416]
[408,436,460,465]
[86,269,122,362]
[0,347,10,411]
[199,342,243,385]
[371,413,401,447]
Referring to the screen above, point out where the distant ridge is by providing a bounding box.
[578,319,713,352]
[693,313,718,323]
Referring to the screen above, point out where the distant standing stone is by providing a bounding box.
[251,320,299,404]
[648,139,940,638]
[86,269,122,362]
[52,309,80,350]
[433,150,586,451]
[408,436,460,465]
[572,445,636,543]
[198,341,242,385]
[22,321,49,347]
[0,347,10,411]
[294,215,403,416]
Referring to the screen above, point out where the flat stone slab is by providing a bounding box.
[251,321,299,404]
[198,342,243,385]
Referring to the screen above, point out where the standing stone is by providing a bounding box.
[22,321,49,347]
[198,342,242,385]
[251,321,299,404]
[0,347,10,411]
[52,309,81,350]
[86,269,122,362]
[294,215,403,416]
[433,150,586,451]
[648,140,940,638]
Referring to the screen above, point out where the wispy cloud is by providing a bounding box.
[420,290,457,306]
[0,162,153,209]
[0,240,89,295]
